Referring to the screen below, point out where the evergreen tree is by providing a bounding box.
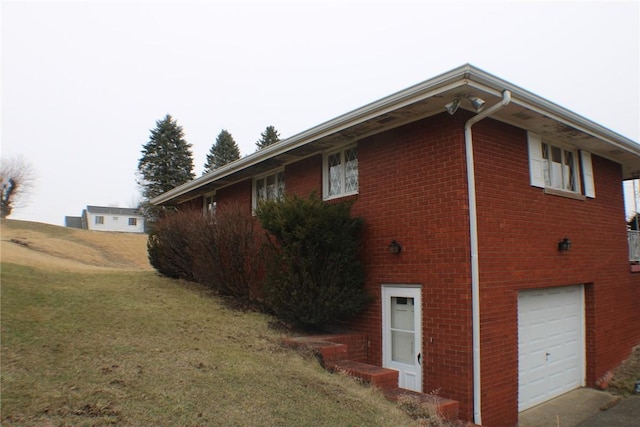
[255,125,280,150]
[137,114,194,221]
[204,129,240,173]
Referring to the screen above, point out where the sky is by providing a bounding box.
[2,0,639,226]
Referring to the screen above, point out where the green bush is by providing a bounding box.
[256,193,368,330]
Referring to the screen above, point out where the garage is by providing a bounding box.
[518,285,585,411]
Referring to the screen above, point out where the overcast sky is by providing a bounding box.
[2,0,639,226]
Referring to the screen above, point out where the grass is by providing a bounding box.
[1,220,417,426]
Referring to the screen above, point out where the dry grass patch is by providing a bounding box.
[609,345,640,396]
[1,220,417,426]
[1,219,150,271]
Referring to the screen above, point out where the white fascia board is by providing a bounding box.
[151,65,475,206]
[465,75,640,155]
[151,64,639,205]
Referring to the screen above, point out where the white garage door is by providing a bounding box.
[518,285,585,411]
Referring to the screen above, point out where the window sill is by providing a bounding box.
[630,264,640,273]
[323,190,359,201]
[544,187,586,201]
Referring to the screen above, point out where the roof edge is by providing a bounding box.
[151,64,639,205]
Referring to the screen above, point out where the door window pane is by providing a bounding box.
[390,296,415,364]
[392,331,414,364]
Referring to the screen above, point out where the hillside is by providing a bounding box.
[1,219,150,271]
[1,220,418,426]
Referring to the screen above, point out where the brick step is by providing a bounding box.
[281,336,349,365]
[282,334,462,423]
[326,359,398,391]
[384,387,460,421]
[281,333,367,364]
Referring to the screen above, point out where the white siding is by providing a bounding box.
[86,213,145,233]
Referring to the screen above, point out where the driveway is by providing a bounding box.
[518,388,640,427]
[577,395,640,426]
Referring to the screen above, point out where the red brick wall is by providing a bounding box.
[180,196,203,211]
[216,180,253,214]
[348,113,476,418]
[471,118,640,426]
[203,112,639,426]
[285,154,322,197]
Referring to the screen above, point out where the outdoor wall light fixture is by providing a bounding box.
[468,96,486,112]
[444,98,461,115]
[389,240,402,254]
[445,95,486,115]
[558,237,571,252]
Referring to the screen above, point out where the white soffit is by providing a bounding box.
[152,64,640,205]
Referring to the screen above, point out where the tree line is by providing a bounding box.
[137,114,281,222]
[1,114,281,221]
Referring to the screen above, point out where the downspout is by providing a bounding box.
[465,90,511,425]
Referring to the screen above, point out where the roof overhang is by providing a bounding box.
[152,64,640,206]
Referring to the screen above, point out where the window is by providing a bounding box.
[528,132,595,198]
[204,193,216,215]
[129,218,137,226]
[323,146,358,199]
[542,142,578,192]
[253,169,285,209]
[95,216,104,225]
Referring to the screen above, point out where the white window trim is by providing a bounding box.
[527,131,595,198]
[323,145,359,200]
[252,168,285,211]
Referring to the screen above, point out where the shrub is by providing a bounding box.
[190,204,263,302]
[255,193,368,330]
[147,209,201,281]
[147,205,263,304]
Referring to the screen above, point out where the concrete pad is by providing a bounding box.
[518,388,619,427]
[576,396,640,427]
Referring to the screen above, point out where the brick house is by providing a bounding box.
[151,64,640,426]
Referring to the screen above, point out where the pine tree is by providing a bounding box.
[204,129,241,173]
[255,125,280,150]
[137,114,194,220]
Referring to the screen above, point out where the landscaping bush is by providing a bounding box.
[256,193,368,330]
[147,209,201,281]
[190,204,263,302]
[147,205,263,304]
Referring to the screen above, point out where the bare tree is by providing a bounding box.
[1,156,36,218]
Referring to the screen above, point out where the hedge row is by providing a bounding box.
[148,195,368,330]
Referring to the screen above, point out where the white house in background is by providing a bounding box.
[67,205,145,233]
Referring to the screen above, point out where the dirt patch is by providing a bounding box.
[609,345,640,395]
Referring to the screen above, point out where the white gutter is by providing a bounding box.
[150,67,474,206]
[465,90,511,425]
[152,65,639,206]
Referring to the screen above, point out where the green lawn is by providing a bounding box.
[1,262,416,426]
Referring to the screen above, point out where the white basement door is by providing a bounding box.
[518,285,585,411]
